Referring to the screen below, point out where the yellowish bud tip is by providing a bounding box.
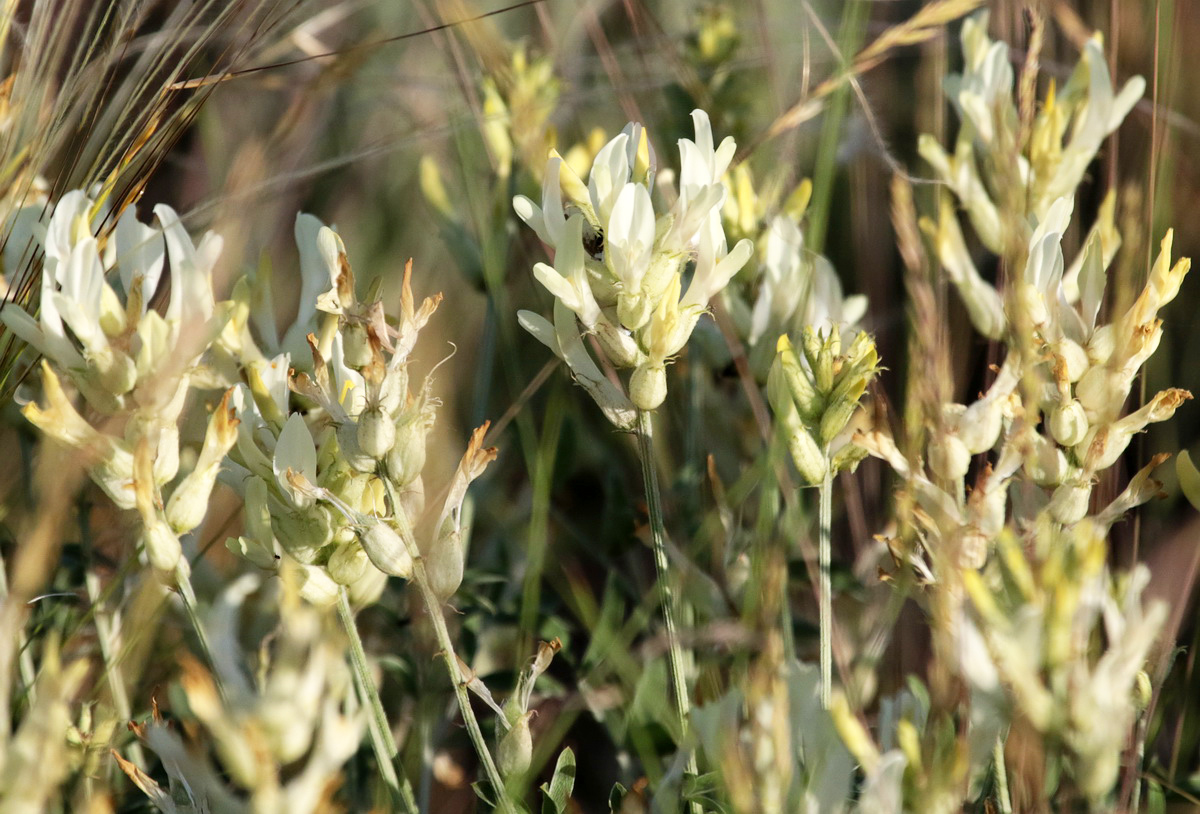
[776,334,792,353]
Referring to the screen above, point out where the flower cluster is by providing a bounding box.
[2,191,234,575]
[117,577,366,813]
[515,109,753,416]
[842,14,1187,807]
[221,217,495,606]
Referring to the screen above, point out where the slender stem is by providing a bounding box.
[819,466,833,709]
[381,475,518,814]
[174,562,224,701]
[635,410,701,809]
[993,736,1012,814]
[337,589,419,814]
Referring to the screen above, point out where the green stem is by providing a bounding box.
[174,562,223,700]
[382,475,518,814]
[993,736,1012,814]
[819,466,833,709]
[635,410,701,809]
[337,589,419,814]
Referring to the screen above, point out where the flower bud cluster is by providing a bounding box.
[121,577,366,813]
[4,190,235,575]
[961,526,1166,807]
[515,109,754,417]
[767,326,880,485]
[717,168,868,378]
[919,13,1144,261]
[220,218,496,606]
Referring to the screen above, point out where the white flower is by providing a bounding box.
[274,413,320,509]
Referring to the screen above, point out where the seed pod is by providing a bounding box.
[341,322,373,368]
[357,518,413,579]
[327,541,370,585]
[144,518,182,572]
[425,526,464,603]
[387,411,429,486]
[273,505,335,564]
[629,363,667,412]
[1049,399,1088,447]
[336,422,376,473]
[357,405,396,459]
[497,712,533,779]
[929,434,970,482]
[1049,481,1091,525]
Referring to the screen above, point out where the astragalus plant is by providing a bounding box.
[0,2,1197,813]
[843,12,1190,811]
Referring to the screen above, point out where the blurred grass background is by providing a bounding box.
[10,0,1200,809]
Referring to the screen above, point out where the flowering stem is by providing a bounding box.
[337,588,419,814]
[819,466,833,709]
[634,410,701,800]
[380,475,518,814]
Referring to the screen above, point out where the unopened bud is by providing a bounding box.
[357,518,413,579]
[818,397,860,447]
[357,405,396,460]
[629,363,667,411]
[773,335,822,423]
[784,424,828,485]
[1133,669,1152,711]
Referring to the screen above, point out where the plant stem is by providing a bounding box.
[635,410,701,809]
[819,466,833,709]
[337,588,419,814]
[174,561,223,701]
[382,476,518,814]
[993,736,1013,814]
